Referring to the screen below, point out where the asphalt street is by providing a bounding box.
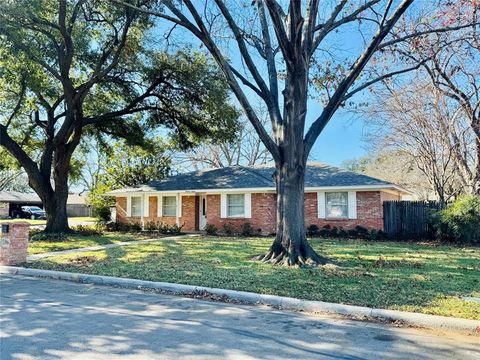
[0,275,478,360]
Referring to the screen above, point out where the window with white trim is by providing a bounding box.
[325,192,348,218]
[227,194,244,217]
[131,197,142,217]
[162,196,177,217]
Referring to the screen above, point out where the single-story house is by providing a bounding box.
[0,191,42,218]
[106,163,409,234]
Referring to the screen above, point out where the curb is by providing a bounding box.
[1,266,479,335]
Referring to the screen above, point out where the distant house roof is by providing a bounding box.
[0,191,42,204]
[107,162,409,195]
[67,193,88,205]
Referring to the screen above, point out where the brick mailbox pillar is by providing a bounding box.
[0,222,29,265]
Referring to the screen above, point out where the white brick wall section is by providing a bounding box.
[157,196,163,217]
[126,196,132,217]
[348,191,357,219]
[317,192,326,218]
[244,193,252,218]
[143,195,149,217]
[220,194,227,218]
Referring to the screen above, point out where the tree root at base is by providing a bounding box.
[254,245,330,267]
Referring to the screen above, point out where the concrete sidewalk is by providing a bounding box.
[1,274,479,360]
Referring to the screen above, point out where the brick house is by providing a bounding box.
[107,163,408,234]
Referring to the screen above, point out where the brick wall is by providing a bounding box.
[0,222,29,265]
[305,191,385,230]
[116,190,395,232]
[206,193,277,235]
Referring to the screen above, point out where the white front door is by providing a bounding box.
[199,195,207,230]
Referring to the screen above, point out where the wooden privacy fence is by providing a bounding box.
[66,204,93,218]
[383,201,445,240]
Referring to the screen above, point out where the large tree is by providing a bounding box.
[0,0,237,232]
[117,0,477,265]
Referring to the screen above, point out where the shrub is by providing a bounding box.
[432,195,480,243]
[144,220,159,232]
[93,206,111,222]
[240,222,254,237]
[354,225,369,238]
[306,224,319,237]
[205,223,218,235]
[330,227,339,237]
[338,228,348,238]
[29,231,67,242]
[72,224,103,236]
[222,223,235,236]
[347,229,358,238]
[160,223,184,235]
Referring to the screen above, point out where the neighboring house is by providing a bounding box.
[106,163,409,234]
[66,193,92,218]
[0,191,92,219]
[0,191,43,218]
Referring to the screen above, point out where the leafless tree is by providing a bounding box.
[381,1,480,194]
[176,115,271,170]
[115,0,478,265]
[366,81,467,202]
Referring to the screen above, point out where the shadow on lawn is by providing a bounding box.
[2,275,478,360]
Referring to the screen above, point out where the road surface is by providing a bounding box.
[0,275,478,360]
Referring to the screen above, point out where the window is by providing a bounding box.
[325,192,348,218]
[162,196,177,217]
[131,197,142,217]
[227,194,244,217]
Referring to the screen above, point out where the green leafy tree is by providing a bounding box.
[87,139,171,221]
[0,0,237,232]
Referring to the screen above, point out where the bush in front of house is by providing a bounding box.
[306,224,387,241]
[222,223,235,235]
[71,224,104,236]
[240,222,254,236]
[431,195,480,244]
[205,223,218,236]
[306,224,319,237]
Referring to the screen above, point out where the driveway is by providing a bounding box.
[0,275,478,360]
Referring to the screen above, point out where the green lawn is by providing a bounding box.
[28,233,149,255]
[26,236,480,320]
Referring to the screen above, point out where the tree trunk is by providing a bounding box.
[257,159,329,266]
[43,192,69,233]
[41,151,72,233]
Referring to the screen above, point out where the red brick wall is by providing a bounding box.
[206,193,277,235]
[180,195,197,231]
[304,191,384,230]
[0,222,29,265]
[116,190,395,232]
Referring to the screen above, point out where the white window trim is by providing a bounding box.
[161,195,177,217]
[143,195,149,217]
[130,196,142,217]
[126,196,132,217]
[157,196,163,217]
[220,193,252,219]
[319,191,357,220]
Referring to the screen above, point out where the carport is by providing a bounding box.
[0,191,43,218]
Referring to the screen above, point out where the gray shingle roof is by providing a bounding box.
[0,191,41,203]
[107,162,400,194]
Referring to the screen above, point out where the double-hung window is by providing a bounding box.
[131,197,142,217]
[325,192,348,218]
[162,196,177,217]
[227,194,244,217]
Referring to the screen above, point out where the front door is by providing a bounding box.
[199,195,207,230]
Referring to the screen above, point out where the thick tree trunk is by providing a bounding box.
[43,192,69,233]
[257,160,329,266]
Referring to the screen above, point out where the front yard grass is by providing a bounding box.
[26,236,480,320]
[28,233,150,255]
